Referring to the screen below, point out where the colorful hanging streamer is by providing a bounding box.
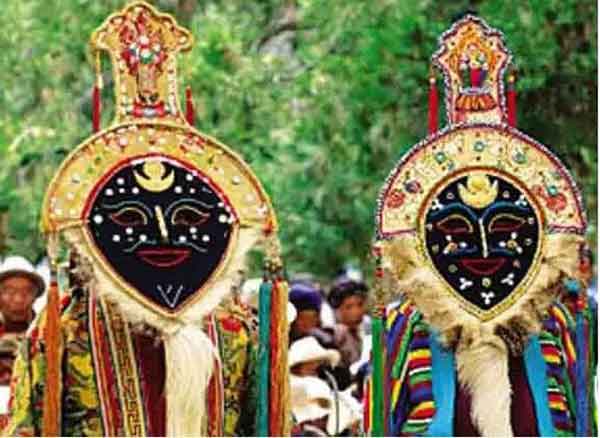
[92,51,102,133]
[575,295,589,436]
[42,237,61,437]
[507,71,517,127]
[256,280,272,437]
[371,313,385,437]
[185,86,195,126]
[428,73,439,135]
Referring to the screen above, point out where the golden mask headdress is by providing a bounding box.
[39,3,289,436]
[368,15,588,435]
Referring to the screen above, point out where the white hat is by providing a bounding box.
[0,256,45,297]
[289,336,340,369]
[240,278,297,323]
[290,375,332,424]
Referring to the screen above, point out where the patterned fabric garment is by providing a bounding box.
[3,289,258,437]
[371,296,597,437]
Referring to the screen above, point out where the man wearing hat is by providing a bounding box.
[0,256,45,427]
[289,280,326,343]
[0,256,44,334]
[289,338,362,436]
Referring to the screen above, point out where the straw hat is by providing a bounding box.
[289,336,340,369]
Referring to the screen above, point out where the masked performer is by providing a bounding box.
[366,15,596,437]
[5,2,289,436]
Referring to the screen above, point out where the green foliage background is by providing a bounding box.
[0,0,596,279]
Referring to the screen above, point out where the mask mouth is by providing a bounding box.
[460,257,506,275]
[136,247,191,267]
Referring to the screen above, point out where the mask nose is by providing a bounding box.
[154,206,169,243]
[478,218,489,258]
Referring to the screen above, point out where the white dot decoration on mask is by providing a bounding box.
[117,178,125,185]
[186,174,193,181]
[175,186,183,194]
[190,227,197,234]
[140,234,147,242]
[132,187,140,194]
[126,227,133,235]
[119,188,126,194]
[105,188,114,196]
[179,235,187,243]
[218,214,228,223]
[190,188,196,194]
[202,234,210,242]
[93,214,104,224]
[113,234,121,242]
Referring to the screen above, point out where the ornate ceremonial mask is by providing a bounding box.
[87,158,235,309]
[376,16,586,322]
[38,4,290,437]
[422,170,542,310]
[41,2,277,316]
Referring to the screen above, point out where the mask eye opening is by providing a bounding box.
[171,205,210,227]
[436,213,474,235]
[488,213,526,233]
[108,206,148,227]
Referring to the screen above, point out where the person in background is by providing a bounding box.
[289,337,363,437]
[290,375,333,437]
[289,280,325,342]
[293,273,337,330]
[289,278,354,388]
[0,256,45,428]
[328,267,368,368]
[289,336,340,378]
[0,256,43,333]
[290,373,362,436]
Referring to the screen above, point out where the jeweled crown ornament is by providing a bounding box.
[375,14,586,320]
[434,15,511,125]
[93,3,192,123]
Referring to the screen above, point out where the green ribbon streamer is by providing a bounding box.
[371,315,385,437]
[256,280,272,436]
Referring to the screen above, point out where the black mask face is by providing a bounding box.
[86,157,234,312]
[423,172,540,311]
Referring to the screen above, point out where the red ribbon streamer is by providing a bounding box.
[507,75,517,127]
[185,86,195,126]
[428,76,439,135]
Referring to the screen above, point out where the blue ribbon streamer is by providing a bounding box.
[256,281,272,436]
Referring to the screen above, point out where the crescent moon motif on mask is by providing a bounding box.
[458,174,498,209]
[134,161,175,192]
